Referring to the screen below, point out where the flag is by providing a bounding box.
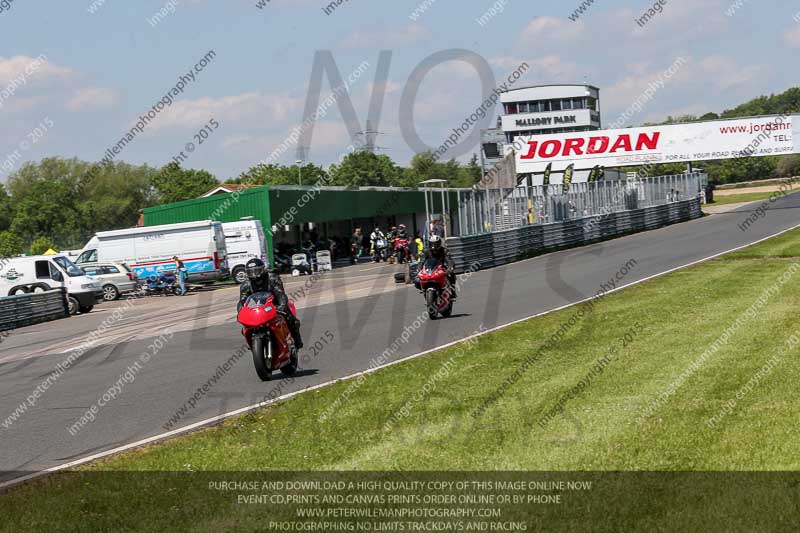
[588,165,600,183]
[562,164,574,193]
[542,162,552,188]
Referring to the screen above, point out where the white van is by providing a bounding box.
[0,255,103,315]
[76,221,229,282]
[222,219,269,283]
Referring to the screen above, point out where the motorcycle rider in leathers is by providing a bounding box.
[397,224,408,240]
[422,234,457,299]
[238,258,303,348]
[395,224,410,263]
[370,227,386,262]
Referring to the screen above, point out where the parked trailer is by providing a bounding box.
[0,255,103,315]
[222,219,269,284]
[76,221,229,283]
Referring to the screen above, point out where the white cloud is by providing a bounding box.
[0,55,74,86]
[520,17,584,43]
[629,0,726,36]
[0,96,43,114]
[143,91,305,133]
[341,23,430,49]
[783,24,800,47]
[491,55,579,83]
[697,55,770,91]
[224,120,348,153]
[364,80,401,97]
[66,87,120,111]
[602,55,770,126]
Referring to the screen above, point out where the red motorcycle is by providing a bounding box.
[237,292,298,381]
[417,258,454,319]
[394,237,410,264]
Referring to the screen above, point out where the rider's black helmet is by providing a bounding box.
[245,258,267,281]
[429,234,442,251]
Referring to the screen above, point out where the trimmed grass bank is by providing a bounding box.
[706,190,776,206]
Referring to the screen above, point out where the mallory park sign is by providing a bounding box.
[515,115,578,128]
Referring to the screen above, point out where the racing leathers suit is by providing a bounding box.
[423,246,457,298]
[238,270,303,348]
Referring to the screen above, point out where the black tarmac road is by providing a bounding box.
[1,194,798,484]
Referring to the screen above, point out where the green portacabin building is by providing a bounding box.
[142,185,455,264]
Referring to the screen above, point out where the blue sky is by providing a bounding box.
[0,0,797,182]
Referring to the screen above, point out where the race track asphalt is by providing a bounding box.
[1,193,798,482]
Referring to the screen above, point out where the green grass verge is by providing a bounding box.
[717,178,792,190]
[726,225,800,259]
[3,228,800,531]
[705,191,777,206]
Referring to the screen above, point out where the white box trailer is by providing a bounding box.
[0,255,103,315]
[76,221,229,282]
[222,219,269,284]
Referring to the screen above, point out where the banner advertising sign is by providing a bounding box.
[542,162,552,187]
[562,164,574,193]
[588,165,598,183]
[512,114,797,174]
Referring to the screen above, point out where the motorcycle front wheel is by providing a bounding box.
[425,289,439,320]
[252,334,272,381]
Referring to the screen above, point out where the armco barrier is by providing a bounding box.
[448,197,702,273]
[0,289,69,333]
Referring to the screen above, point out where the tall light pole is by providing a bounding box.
[295,159,303,186]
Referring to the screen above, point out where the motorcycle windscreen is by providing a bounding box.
[239,292,277,328]
[244,291,274,309]
[422,258,443,271]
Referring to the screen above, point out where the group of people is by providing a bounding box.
[281,219,447,267]
[239,221,456,352]
[352,224,423,264]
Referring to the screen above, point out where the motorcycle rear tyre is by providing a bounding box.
[281,348,298,376]
[442,301,453,318]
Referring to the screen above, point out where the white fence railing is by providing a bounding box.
[453,173,704,237]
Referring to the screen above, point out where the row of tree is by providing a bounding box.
[0,159,218,255]
[0,152,483,255]
[230,152,482,188]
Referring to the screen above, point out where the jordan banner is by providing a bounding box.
[513,114,797,174]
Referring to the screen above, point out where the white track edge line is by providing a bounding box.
[3,220,800,491]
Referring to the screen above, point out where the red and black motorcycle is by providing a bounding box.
[237,292,298,381]
[394,236,410,264]
[417,258,454,319]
